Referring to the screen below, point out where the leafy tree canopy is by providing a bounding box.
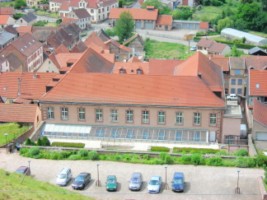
[115,11,134,43]
[142,0,171,14]
[14,0,26,9]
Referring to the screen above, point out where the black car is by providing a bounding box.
[15,166,31,176]
[72,172,91,190]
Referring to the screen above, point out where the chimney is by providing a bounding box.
[33,72,38,79]
[198,73,202,79]
[17,78,21,96]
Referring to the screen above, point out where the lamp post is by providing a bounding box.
[96,163,100,187]
[4,133,8,153]
[235,170,240,194]
[165,165,169,190]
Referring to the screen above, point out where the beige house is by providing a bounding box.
[252,99,267,141]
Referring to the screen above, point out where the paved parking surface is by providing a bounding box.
[0,150,263,200]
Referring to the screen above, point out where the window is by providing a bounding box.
[126,109,134,123]
[61,107,68,120]
[175,131,182,141]
[237,88,242,95]
[194,112,201,125]
[96,109,103,122]
[78,107,85,120]
[209,113,217,126]
[96,128,104,137]
[126,129,135,139]
[158,130,165,140]
[238,79,242,85]
[234,70,241,75]
[47,107,54,119]
[158,111,165,124]
[142,110,149,124]
[142,129,150,139]
[110,109,118,122]
[111,128,118,138]
[231,79,236,85]
[176,112,183,125]
[193,131,200,141]
[230,88,236,94]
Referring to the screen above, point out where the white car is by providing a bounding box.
[226,94,238,101]
[147,176,162,194]
[56,168,72,186]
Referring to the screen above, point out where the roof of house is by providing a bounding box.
[4,25,18,35]
[54,52,83,68]
[9,33,42,57]
[210,55,229,72]
[97,29,110,42]
[249,70,267,97]
[109,8,158,20]
[61,17,78,25]
[245,56,267,70]
[87,0,117,9]
[123,33,144,46]
[21,12,37,23]
[174,52,224,92]
[84,31,108,50]
[0,103,38,123]
[113,61,149,74]
[70,41,88,53]
[16,26,32,36]
[0,30,16,46]
[253,99,267,127]
[104,39,131,52]
[229,57,245,70]
[0,72,56,100]
[0,7,14,15]
[248,47,267,55]
[0,15,10,25]
[6,53,23,71]
[197,38,214,49]
[32,26,56,42]
[208,42,229,54]
[149,59,183,75]
[73,8,90,19]
[70,47,114,73]
[156,15,172,26]
[40,73,225,108]
[199,22,209,30]
[55,44,70,54]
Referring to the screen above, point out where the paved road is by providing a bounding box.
[0,150,263,200]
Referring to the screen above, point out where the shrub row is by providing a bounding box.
[150,146,170,152]
[214,38,267,49]
[51,142,85,148]
[173,147,220,154]
[19,147,267,168]
[25,137,50,146]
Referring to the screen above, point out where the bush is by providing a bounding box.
[159,153,174,164]
[234,149,248,157]
[33,20,48,26]
[206,157,223,166]
[236,157,255,168]
[173,147,219,154]
[150,146,170,152]
[88,151,99,160]
[180,155,192,164]
[78,149,88,158]
[104,28,116,37]
[28,147,41,158]
[255,154,267,167]
[25,138,35,146]
[191,154,204,165]
[51,142,85,148]
[68,154,82,160]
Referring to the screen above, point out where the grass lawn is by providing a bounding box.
[144,39,194,60]
[45,22,58,27]
[0,123,30,146]
[0,1,14,7]
[36,10,59,18]
[249,31,267,38]
[0,170,93,200]
[192,6,222,22]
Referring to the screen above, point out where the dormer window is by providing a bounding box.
[119,68,126,74]
[136,68,143,74]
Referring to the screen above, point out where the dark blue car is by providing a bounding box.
[171,172,184,192]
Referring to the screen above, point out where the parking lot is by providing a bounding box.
[0,150,263,200]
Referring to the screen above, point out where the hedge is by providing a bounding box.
[173,147,220,154]
[214,38,267,49]
[150,146,170,152]
[51,142,85,148]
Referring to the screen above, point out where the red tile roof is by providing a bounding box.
[0,7,14,15]
[16,26,32,35]
[245,56,267,70]
[253,99,267,127]
[104,39,131,52]
[156,15,172,26]
[0,72,57,100]
[197,38,214,49]
[0,104,38,123]
[40,73,225,108]
[249,70,267,96]
[113,61,149,74]
[0,15,10,25]
[109,8,158,21]
[54,53,83,68]
[210,55,229,72]
[174,52,224,92]
[61,17,78,25]
[199,22,209,30]
[84,32,109,50]
[149,59,183,75]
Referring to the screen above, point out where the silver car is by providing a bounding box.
[147,176,162,194]
[56,168,72,186]
[129,172,143,191]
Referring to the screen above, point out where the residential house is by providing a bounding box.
[66,8,91,30]
[0,56,10,72]
[197,38,230,56]
[26,0,41,8]
[4,25,19,36]
[0,7,15,16]
[0,30,16,50]
[0,15,15,28]
[1,33,43,72]
[179,0,195,7]
[0,104,42,129]
[155,15,173,31]
[248,47,267,56]
[16,26,32,36]
[252,99,267,141]
[16,13,37,26]
[148,59,183,75]
[123,33,144,58]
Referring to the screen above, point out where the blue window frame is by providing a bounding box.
[234,70,241,75]
[142,129,150,139]
[158,130,165,140]
[175,131,182,141]
[126,129,135,139]
[111,128,118,138]
[96,128,104,137]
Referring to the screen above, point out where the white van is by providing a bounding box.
[56,168,72,186]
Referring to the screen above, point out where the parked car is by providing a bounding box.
[15,166,31,176]
[147,176,162,194]
[56,168,72,186]
[129,172,143,191]
[190,46,197,51]
[106,175,118,191]
[72,172,91,190]
[171,172,185,192]
[226,94,238,101]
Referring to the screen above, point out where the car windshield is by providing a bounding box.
[131,177,139,183]
[58,174,67,179]
[107,178,115,183]
[149,180,159,185]
[173,179,183,184]
[75,175,85,182]
[16,168,26,174]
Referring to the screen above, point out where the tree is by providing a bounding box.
[14,0,26,9]
[142,0,171,14]
[263,0,267,11]
[115,11,134,43]
[216,17,233,32]
[227,45,243,57]
[172,6,193,20]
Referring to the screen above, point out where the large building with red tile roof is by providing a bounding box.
[109,7,172,30]
[252,99,267,141]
